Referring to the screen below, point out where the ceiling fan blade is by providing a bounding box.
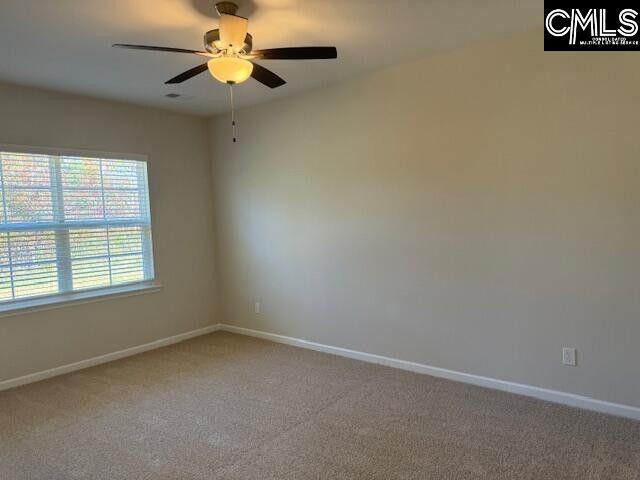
[165,63,209,84]
[113,44,210,57]
[219,14,249,53]
[250,47,337,60]
[250,62,286,88]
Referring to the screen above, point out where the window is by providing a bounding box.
[0,147,154,305]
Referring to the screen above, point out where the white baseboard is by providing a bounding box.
[0,324,221,392]
[219,324,640,421]
[3,322,638,421]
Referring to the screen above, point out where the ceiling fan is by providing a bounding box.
[112,1,338,89]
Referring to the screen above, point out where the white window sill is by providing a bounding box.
[0,282,163,318]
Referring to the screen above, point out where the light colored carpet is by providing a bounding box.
[1,331,638,479]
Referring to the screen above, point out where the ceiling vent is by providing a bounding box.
[165,93,181,98]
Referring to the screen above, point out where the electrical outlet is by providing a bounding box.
[562,347,577,366]
[254,301,261,315]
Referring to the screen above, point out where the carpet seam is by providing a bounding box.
[208,378,374,475]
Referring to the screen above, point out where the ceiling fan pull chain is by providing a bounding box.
[229,83,237,143]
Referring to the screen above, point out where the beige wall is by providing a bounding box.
[0,82,218,382]
[210,30,640,408]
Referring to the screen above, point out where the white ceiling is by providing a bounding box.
[0,0,540,116]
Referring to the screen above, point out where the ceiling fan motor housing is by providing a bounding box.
[204,29,253,54]
[215,2,239,16]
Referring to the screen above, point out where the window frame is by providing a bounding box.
[0,144,159,314]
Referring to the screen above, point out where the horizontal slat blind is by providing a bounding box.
[0,150,154,303]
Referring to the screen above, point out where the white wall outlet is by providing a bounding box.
[562,347,577,366]
[254,301,261,315]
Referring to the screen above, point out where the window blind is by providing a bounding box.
[0,149,154,303]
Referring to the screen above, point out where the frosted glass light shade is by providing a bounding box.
[207,57,253,84]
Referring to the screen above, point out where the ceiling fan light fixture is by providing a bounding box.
[207,57,253,84]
